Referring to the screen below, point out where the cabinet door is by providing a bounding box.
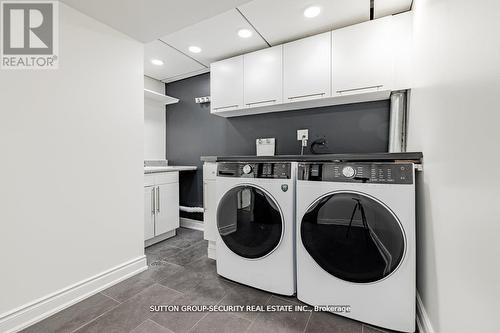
[283,32,331,102]
[332,16,393,96]
[210,56,244,112]
[144,186,155,241]
[203,179,217,242]
[244,46,283,108]
[155,183,180,235]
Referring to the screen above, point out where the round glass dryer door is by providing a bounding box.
[217,185,283,259]
[301,192,405,283]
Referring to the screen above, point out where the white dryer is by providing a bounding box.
[216,161,296,295]
[296,162,416,332]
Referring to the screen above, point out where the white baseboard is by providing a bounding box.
[180,217,204,231]
[416,292,436,333]
[0,256,147,333]
[145,229,176,247]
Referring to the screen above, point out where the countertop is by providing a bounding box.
[200,152,423,163]
[144,166,197,174]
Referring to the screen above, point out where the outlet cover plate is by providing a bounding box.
[195,96,211,104]
[297,129,309,140]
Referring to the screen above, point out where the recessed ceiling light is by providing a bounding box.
[238,28,253,38]
[303,6,321,18]
[151,59,164,66]
[189,46,202,53]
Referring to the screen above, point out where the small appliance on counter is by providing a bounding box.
[256,138,275,156]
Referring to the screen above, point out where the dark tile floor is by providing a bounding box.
[21,228,397,333]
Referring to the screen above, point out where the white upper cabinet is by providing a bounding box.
[210,55,243,112]
[244,45,283,108]
[209,13,413,117]
[283,32,332,102]
[332,16,394,96]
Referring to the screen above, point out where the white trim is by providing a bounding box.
[207,240,217,260]
[180,217,204,231]
[416,292,436,333]
[145,229,176,247]
[161,68,210,83]
[0,256,147,333]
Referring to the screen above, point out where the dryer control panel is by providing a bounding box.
[218,162,291,179]
[298,162,413,184]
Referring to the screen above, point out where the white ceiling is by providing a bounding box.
[144,41,207,83]
[60,0,253,42]
[160,9,268,66]
[239,0,370,46]
[63,0,412,83]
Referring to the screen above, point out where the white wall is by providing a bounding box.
[408,1,500,332]
[144,76,166,160]
[0,3,145,330]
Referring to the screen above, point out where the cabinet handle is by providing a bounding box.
[336,85,383,94]
[246,99,276,106]
[288,93,325,100]
[151,187,155,214]
[156,186,160,213]
[214,104,239,111]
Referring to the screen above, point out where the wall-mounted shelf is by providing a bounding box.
[144,89,179,105]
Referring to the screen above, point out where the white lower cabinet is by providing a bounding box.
[144,186,155,240]
[155,182,180,235]
[144,172,179,244]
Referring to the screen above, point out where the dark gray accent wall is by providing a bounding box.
[166,73,390,212]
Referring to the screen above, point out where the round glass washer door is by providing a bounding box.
[301,191,406,283]
[217,185,283,259]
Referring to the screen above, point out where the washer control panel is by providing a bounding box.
[218,162,291,179]
[298,162,414,184]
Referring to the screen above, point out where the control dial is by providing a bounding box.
[342,166,356,178]
[242,164,253,174]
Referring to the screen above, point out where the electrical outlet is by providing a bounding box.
[297,129,309,141]
[194,96,211,104]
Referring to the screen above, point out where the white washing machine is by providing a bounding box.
[296,162,416,332]
[216,161,296,295]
